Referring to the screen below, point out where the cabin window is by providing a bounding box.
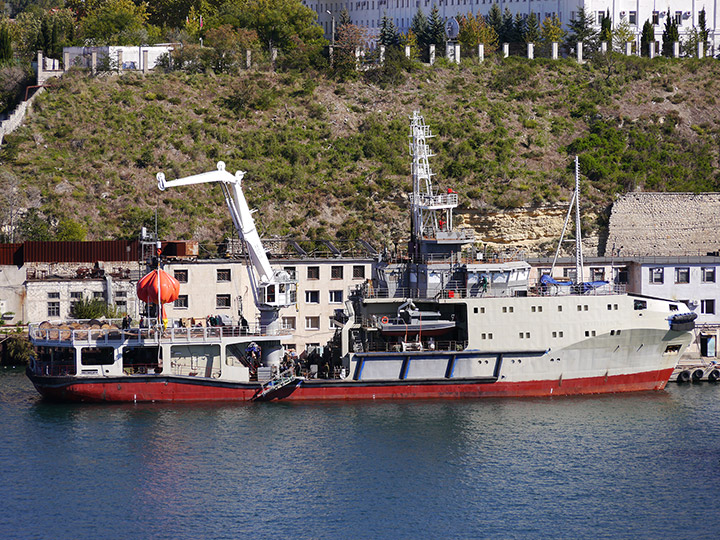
[701,299,715,314]
[702,267,716,283]
[305,290,320,304]
[675,267,690,284]
[174,295,188,309]
[216,294,231,308]
[559,331,564,337]
[664,344,682,355]
[174,269,188,283]
[650,268,664,284]
[584,305,588,311]
[634,300,647,310]
[217,269,231,282]
[552,331,557,338]
[353,265,366,279]
[558,305,562,312]
[81,347,115,365]
[669,304,678,311]
[307,266,320,280]
[329,290,343,304]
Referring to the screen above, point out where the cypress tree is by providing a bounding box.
[698,8,709,54]
[500,8,514,44]
[640,19,654,56]
[339,8,351,27]
[0,26,12,66]
[599,11,612,44]
[661,14,679,57]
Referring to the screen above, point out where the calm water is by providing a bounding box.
[1,368,719,540]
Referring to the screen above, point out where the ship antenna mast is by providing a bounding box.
[551,156,584,284]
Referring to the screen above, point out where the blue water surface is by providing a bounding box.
[1,368,718,540]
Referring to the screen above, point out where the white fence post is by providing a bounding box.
[478,43,484,62]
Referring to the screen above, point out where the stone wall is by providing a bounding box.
[0,87,44,146]
[605,193,720,257]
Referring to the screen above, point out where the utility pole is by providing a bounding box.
[326,10,335,66]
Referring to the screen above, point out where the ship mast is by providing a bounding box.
[408,111,472,259]
[551,156,584,284]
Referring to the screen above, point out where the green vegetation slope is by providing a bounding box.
[3,55,720,250]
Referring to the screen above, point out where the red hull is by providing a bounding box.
[28,367,675,403]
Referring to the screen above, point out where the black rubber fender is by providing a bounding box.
[708,369,719,383]
[677,370,691,383]
[692,369,704,383]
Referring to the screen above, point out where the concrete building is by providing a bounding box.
[310,0,720,53]
[163,256,373,353]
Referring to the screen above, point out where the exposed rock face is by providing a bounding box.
[606,193,720,256]
[456,206,599,257]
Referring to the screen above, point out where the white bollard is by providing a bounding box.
[576,41,583,63]
[625,41,632,56]
[698,41,704,58]
[649,41,655,59]
[454,43,460,64]
[673,41,680,58]
[379,45,385,65]
[502,42,509,58]
[478,43,484,62]
[552,42,559,60]
[527,42,534,59]
[429,44,435,65]
[601,41,607,54]
[405,45,411,58]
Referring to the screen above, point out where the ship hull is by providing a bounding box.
[27,366,675,403]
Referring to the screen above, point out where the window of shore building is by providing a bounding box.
[652,11,659,25]
[282,317,296,330]
[597,11,603,24]
[701,299,716,315]
[283,266,297,280]
[675,267,690,284]
[216,294,231,309]
[48,292,60,299]
[305,316,320,330]
[329,290,343,304]
[174,295,188,309]
[702,267,716,283]
[174,269,188,283]
[93,291,104,298]
[70,291,83,299]
[217,269,231,282]
[590,268,605,281]
[629,11,637,25]
[48,302,60,317]
[115,300,127,310]
[675,11,682,25]
[115,291,127,298]
[650,268,664,284]
[331,265,343,280]
[305,290,320,304]
[307,266,320,280]
[353,265,366,279]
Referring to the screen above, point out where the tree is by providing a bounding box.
[338,7,351,27]
[541,14,564,48]
[426,4,444,48]
[70,296,120,319]
[566,7,597,50]
[486,4,502,38]
[379,12,399,47]
[0,25,11,66]
[499,7,514,44]
[661,13,679,57]
[640,19,654,56]
[613,18,634,53]
[698,7,709,54]
[79,0,151,46]
[523,12,540,44]
[477,15,498,53]
[56,219,87,241]
[334,22,365,77]
[410,7,428,58]
[458,12,480,50]
[599,10,612,44]
[17,208,51,241]
[212,0,325,51]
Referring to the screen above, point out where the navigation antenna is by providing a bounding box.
[551,156,584,284]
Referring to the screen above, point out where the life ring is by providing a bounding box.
[380,316,389,324]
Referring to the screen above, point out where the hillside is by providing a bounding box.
[2,56,720,255]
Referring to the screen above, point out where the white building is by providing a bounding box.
[309,1,719,53]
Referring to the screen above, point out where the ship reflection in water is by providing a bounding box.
[3,370,720,539]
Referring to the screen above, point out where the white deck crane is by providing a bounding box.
[157,161,296,369]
